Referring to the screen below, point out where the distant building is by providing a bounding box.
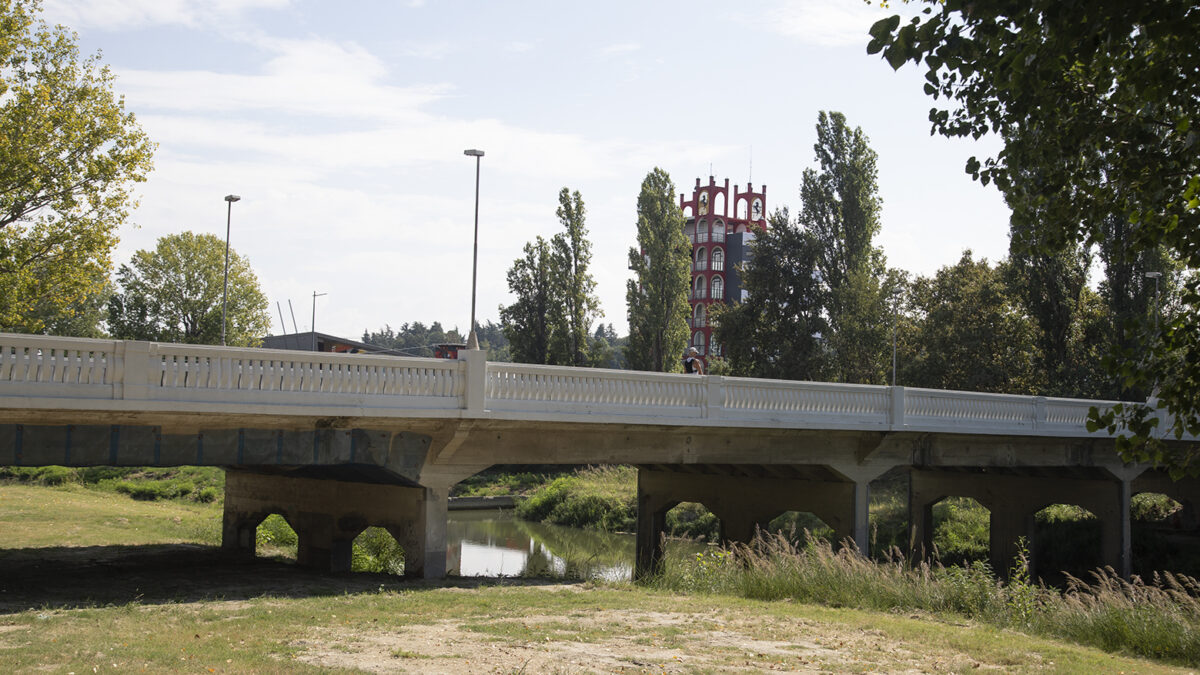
[261,331,465,360]
[261,331,379,354]
[679,176,767,366]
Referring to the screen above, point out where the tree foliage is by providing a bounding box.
[711,208,830,380]
[798,111,891,384]
[500,236,554,364]
[108,232,269,346]
[499,188,603,366]
[548,188,602,366]
[868,0,1200,473]
[899,251,1040,393]
[0,0,155,334]
[626,168,690,372]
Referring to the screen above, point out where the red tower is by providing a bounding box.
[678,176,767,366]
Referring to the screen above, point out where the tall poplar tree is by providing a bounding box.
[548,188,602,366]
[799,111,890,384]
[626,168,690,372]
[499,236,554,364]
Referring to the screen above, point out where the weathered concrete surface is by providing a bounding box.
[223,470,450,578]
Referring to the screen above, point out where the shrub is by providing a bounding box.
[352,527,405,575]
[257,514,298,548]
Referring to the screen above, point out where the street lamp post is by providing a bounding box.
[1145,271,1163,333]
[311,291,327,352]
[463,149,484,350]
[221,194,241,346]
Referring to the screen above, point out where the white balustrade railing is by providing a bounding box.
[486,363,705,417]
[0,332,1141,438]
[0,334,465,409]
[0,334,116,398]
[723,378,891,428]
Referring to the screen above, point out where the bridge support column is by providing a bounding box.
[634,467,870,580]
[909,469,1135,579]
[222,469,448,578]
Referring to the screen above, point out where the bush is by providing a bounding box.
[0,466,78,485]
[352,527,405,575]
[257,514,298,548]
[517,466,638,533]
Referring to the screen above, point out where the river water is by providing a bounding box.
[445,509,705,580]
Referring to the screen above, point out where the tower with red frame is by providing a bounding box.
[678,176,767,367]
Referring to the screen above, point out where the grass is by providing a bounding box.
[0,482,1193,672]
[0,482,221,548]
[650,532,1200,667]
[0,465,225,504]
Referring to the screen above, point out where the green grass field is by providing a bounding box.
[0,481,1195,673]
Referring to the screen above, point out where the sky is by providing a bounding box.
[43,0,1012,341]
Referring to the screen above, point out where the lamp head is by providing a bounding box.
[225,194,241,203]
[463,149,484,157]
[1145,271,1163,279]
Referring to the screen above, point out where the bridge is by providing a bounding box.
[1,333,1196,580]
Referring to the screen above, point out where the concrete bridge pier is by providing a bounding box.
[634,465,890,580]
[908,469,1136,579]
[222,469,451,578]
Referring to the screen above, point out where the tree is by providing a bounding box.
[1005,207,1093,396]
[711,208,831,380]
[900,251,1040,394]
[799,111,890,384]
[499,237,554,364]
[0,0,155,334]
[868,1,1200,473]
[626,168,690,372]
[548,188,602,366]
[108,232,270,346]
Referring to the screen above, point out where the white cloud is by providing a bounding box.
[764,0,898,48]
[116,37,450,122]
[42,0,291,30]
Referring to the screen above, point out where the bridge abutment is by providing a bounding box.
[222,469,448,578]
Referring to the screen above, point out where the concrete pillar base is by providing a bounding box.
[222,469,447,577]
[633,467,867,580]
[909,469,1133,579]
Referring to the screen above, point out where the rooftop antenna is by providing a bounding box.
[276,301,287,334]
[708,162,713,177]
[749,145,753,184]
[287,299,299,333]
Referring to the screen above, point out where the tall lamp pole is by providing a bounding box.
[463,149,484,350]
[311,291,327,352]
[1145,271,1163,333]
[221,194,241,346]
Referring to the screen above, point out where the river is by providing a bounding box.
[445,509,705,580]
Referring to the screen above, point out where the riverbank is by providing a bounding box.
[0,483,1189,673]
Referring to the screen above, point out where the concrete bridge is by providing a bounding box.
[1,333,1196,580]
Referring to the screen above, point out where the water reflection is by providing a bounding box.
[447,510,662,580]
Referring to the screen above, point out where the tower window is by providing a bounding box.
[711,275,724,302]
[711,248,724,272]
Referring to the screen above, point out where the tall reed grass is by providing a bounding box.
[649,532,1200,666]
